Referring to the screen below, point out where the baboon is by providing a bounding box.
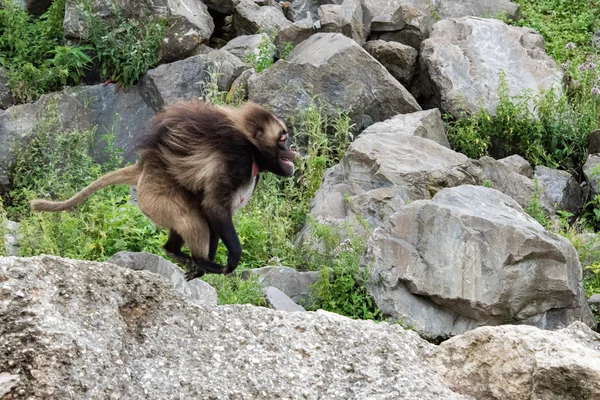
[30,101,297,280]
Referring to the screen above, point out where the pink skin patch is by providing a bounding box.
[252,161,260,177]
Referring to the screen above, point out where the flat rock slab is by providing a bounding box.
[0,255,467,399]
[264,286,306,312]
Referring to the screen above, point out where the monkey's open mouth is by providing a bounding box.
[280,157,294,167]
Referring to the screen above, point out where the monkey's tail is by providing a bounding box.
[29,164,142,212]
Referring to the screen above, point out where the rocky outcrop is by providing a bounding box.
[583,154,600,196]
[139,50,247,112]
[222,34,270,62]
[318,0,367,45]
[420,17,562,117]
[433,323,600,399]
[363,185,595,340]
[248,33,421,130]
[0,255,467,399]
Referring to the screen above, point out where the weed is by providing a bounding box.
[86,5,165,88]
[303,222,383,321]
[446,72,596,175]
[524,179,551,228]
[0,0,92,102]
[245,30,293,73]
[203,274,266,306]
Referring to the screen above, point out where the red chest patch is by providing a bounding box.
[252,161,259,177]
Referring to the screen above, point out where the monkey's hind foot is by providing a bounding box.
[184,267,206,281]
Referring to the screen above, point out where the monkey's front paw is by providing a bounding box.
[184,266,206,281]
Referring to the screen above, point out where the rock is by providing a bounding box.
[590,294,600,305]
[432,0,520,20]
[534,166,585,213]
[360,108,449,148]
[318,0,367,45]
[233,0,292,36]
[0,373,19,397]
[287,0,342,23]
[264,286,306,312]
[363,40,418,86]
[497,154,533,178]
[248,33,421,130]
[420,17,562,117]
[276,16,316,46]
[107,251,217,306]
[584,154,600,196]
[222,34,269,62]
[432,324,600,399]
[475,156,554,214]
[363,185,595,340]
[64,0,214,61]
[0,68,13,110]
[0,83,155,169]
[0,255,468,399]
[3,221,19,257]
[229,68,255,101]
[241,266,321,304]
[139,50,248,112]
[370,0,435,50]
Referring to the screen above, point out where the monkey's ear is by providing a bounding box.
[255,129,264,138]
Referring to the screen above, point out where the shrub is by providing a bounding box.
[245,30,293,73]
[0,0,92,102]
[446,72,597,175]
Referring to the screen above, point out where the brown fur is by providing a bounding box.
[29,100,296,280]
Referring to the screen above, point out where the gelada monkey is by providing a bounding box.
[30,101,297,280]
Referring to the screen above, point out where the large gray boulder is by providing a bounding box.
[420,17,562,117]
[63,0,214,61]
[233,0,292,36]
[222,34,269,62]
[368,0,435,50]
[248,33,421,130]
[433,323,600,399]
[0,255,468,399]
[107,251,217,307]
[363,185,595,340]
[363,40,418,87]
[318,0,367,45]
[139,50,248,112]
[534,165,585,213]
[432,0,520,20]
[0,83,154,169]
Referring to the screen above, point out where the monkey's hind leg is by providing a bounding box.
[164,229,195,271]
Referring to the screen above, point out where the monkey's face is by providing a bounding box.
[254,119,297,177]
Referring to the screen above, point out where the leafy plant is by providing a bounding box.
[245,30,294,73]
[0,0,92,102]
[303,222,382,321]
[86,5,165,88]
[446,71,597,175]
[524,179,551,228]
